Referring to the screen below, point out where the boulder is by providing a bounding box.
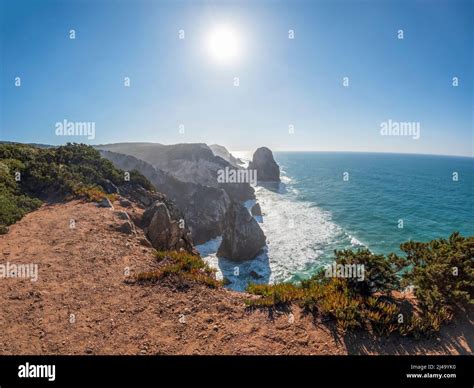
[250,270,264,280]
[217,202,266,261]
[248,147,280,182]
[251,203,262,216]
[146,202,172,250]
[100,179,119,194]
[97,197,113,208]
[114,211,135,234]
[143,201,194,253]
[119,198,132,208]
[116,220,135,235]
[114,211,130,221]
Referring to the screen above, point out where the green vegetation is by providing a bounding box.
[0,142,154,233]
[399,233,473,313]
[247,233,473,337]
[133,250,221,288]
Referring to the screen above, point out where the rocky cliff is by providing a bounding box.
[0,143,194,254]
[1,199,460,355]
[100,150,231,244]
[217,201,266,261]
[209,144,243,167]
[96,143,255,203]
[248,147,281,182]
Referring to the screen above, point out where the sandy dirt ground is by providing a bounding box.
[0,201,472,355]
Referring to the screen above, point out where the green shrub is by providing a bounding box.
[364,297,399,336]
[246,283,305,307]
[246,233,473,337]
[332,249,403,296]
[398,232,473,313]
[133,251,221,288]
[0,142,154,231]
[316,278,362,330]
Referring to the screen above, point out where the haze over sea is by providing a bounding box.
[198,152,473,291]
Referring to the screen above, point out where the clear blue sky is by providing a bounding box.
[1,0,472,156]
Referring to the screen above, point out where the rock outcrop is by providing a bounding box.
[115,220,135,235]
[251,203,262,216]
[209,144,243,168]
[142,201,194,252]
[97,143,255,203]
[99,179,119,194]
[248,147,280,182]
[217,202,266,261]
[114,180,195,252]
[218,181,255,202]
[97,197,113,208]
[100,150,231,244]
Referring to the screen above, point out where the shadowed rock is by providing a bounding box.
[217,202,266,261]
[209,144,243,167]
[97,197,113,208]
[251,203,262,216]
[99,150,231,244]
[248,147,280,182]
[96,143,255,202]
[142,201,195,253]
[116,220,135,234]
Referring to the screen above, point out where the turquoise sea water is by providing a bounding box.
[199,152,473,291]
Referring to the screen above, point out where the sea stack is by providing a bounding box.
[217,202,266,261]
[251,203,262,216]
[248,147,280,182]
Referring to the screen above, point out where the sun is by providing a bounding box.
[206,25,241,64]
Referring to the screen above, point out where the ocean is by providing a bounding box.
[197,152,474,291]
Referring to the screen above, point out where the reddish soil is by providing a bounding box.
[0,201,471,355]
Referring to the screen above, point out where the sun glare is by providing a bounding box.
[206,25,241,64]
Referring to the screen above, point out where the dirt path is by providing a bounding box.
[0,201,471,355]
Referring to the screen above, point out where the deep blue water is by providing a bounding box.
[276,152,473,254]
[199,152,473,290]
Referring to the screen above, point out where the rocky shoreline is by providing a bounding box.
[99,143,281,263]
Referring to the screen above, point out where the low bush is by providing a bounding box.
[133,251,221,288]
[0,142,154,232]
[246,233,473,337]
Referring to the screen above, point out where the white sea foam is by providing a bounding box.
[230,150,252,169]
[280,175,292,184]
[349,235,366,248]
[197,172,355,291]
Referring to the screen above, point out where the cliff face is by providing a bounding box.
[119,183,195,253]
[100,150,231,244]
[248,147,281,182]
[217,201,266,261]
[99,145,272,259]
[209,144,243,168]
[0,200,467,355]
[0,142,194,254]
[96,143,255,203]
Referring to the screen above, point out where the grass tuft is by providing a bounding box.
[133,251,221,288]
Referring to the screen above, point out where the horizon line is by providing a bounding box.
[1,140,472,159]
[267,149,474,158]
[230,148,474,159]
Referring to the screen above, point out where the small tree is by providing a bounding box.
[332,249,403,296]
[399,232,473,313]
